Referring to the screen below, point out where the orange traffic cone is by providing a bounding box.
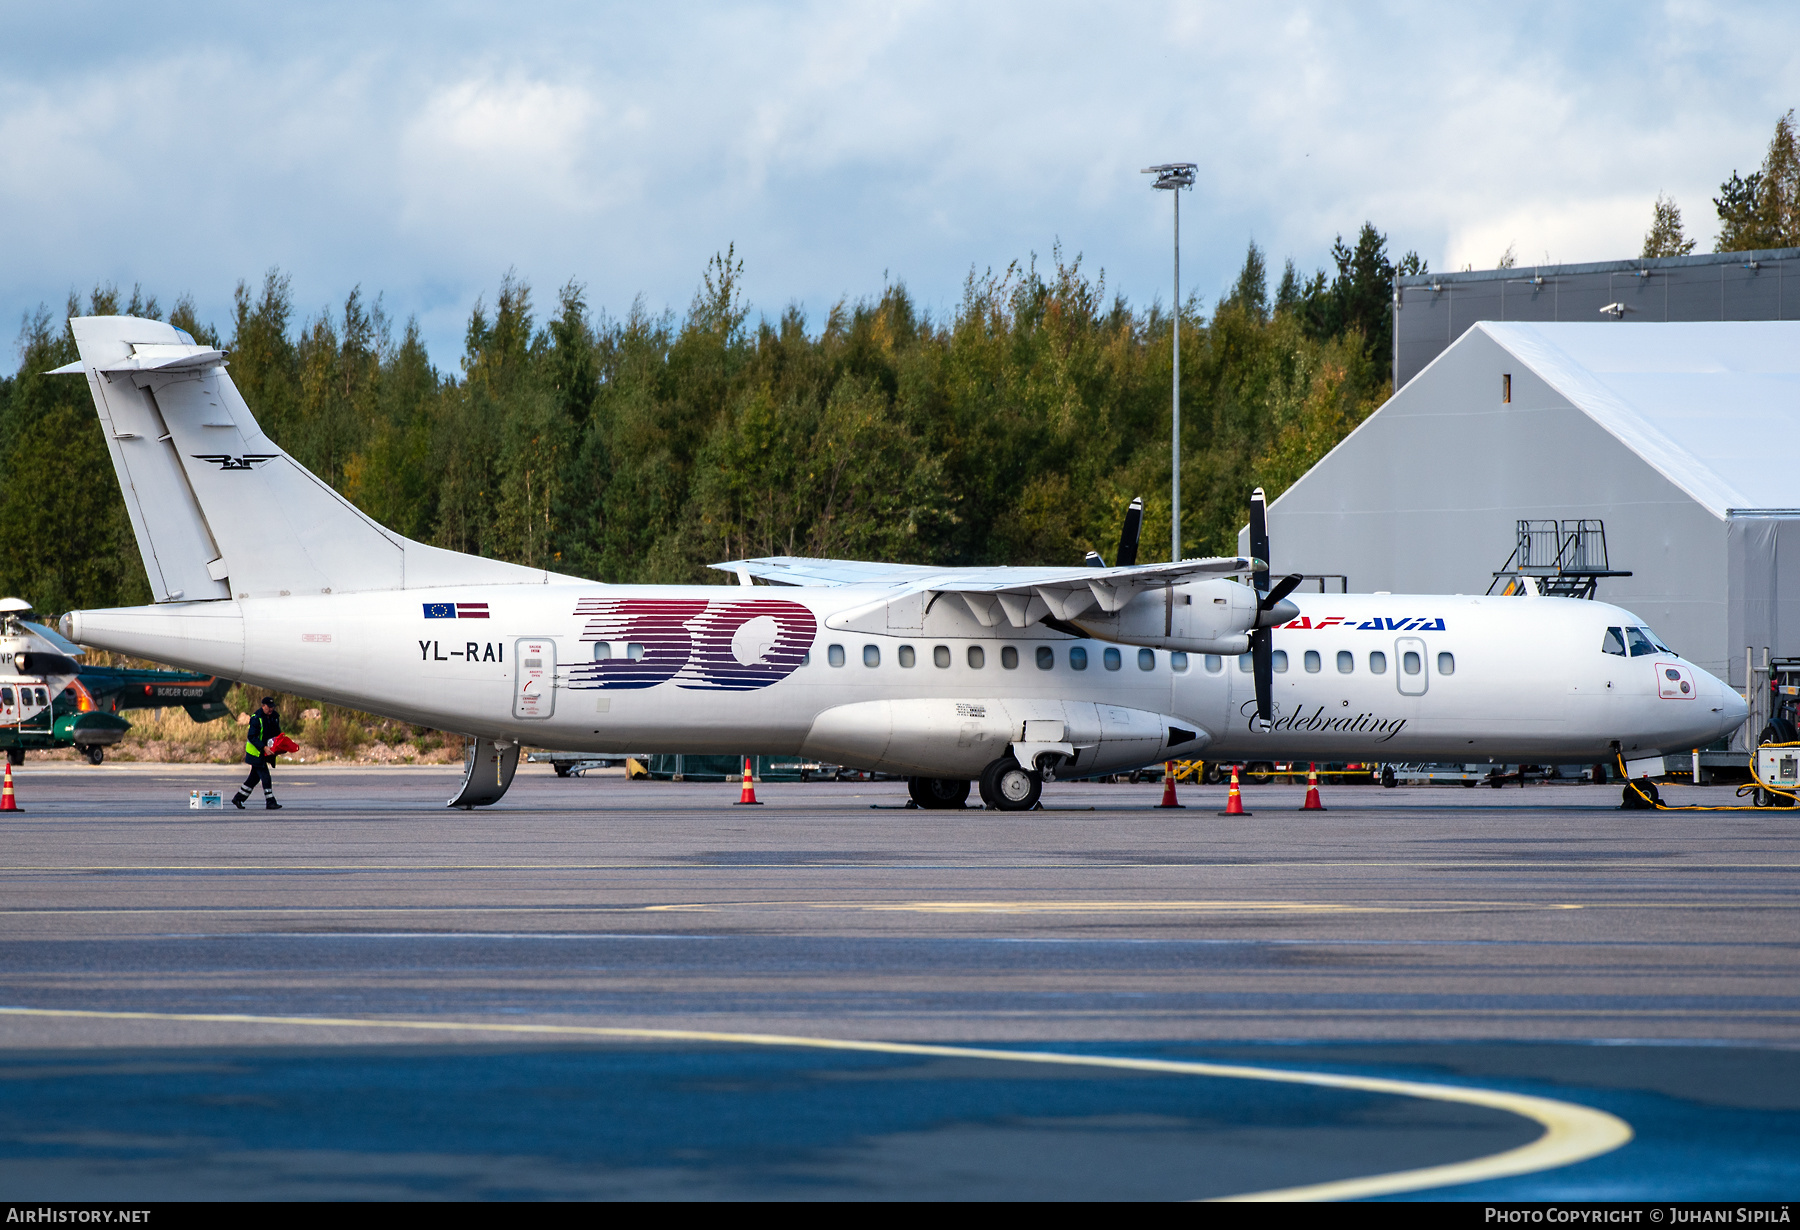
[1218,765,1250,816]
[735,756,762,805]
[1301,763,1326,811]
[1156,760,1184,808]
[0,760,18,811]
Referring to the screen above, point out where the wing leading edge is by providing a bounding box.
[711,554,1261,628]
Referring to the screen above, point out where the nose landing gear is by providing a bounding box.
[978,757,1042,811]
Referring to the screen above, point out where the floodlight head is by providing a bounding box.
[1142,162,1197,190]
[1598,302,1632,318]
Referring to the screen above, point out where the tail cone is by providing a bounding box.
[1301,763,1326,811]
[735,756,762,806]
[1156,760,1184,808]
[0,761,18,811]
[1218,765,1250,816]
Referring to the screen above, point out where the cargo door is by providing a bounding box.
[514,639,556,719]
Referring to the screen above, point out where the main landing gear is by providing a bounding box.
[978,757,1042,811]
[906,777,972,810]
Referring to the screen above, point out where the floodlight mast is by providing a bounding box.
[1143,162,1196,562]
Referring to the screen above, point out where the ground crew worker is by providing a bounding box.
[232,696,284,810]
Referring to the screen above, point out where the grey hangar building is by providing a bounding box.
[1250,249,1800,748]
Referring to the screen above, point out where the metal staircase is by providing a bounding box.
[1487,519,1632,599]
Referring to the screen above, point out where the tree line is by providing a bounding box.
[0,233,1411,617]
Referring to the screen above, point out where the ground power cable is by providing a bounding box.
[1617,749,1800,812]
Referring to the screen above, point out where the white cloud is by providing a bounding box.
[2,1,1798,369]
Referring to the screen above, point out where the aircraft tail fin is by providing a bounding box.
[62,316,555,602]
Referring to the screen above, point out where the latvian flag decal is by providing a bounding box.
[422,602,490,619]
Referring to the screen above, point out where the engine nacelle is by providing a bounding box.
[1071,578,1258,655]
[801,697,1209,778]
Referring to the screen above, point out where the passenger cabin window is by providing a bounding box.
[1602,627,1627,657]
[1036,647,1054,670]
[1402,650,1422,675]
[1001,646,1019,669]
[933,645,951,668]
[1369,651,1388,674]
[1238,653,1253,673]
[1069,646,1088,670]
[1103,647,1121,671]
[863,645,881,667]
[828,644,846,667]
[1204,654,1222,673]
[1271,650,1288,673]
[1437,652,1455,675]
[1336,650,1354,674]
[1141,648,1158,671]
[1171,652,1189,672]
[0,688,11,705]
[1304,650,1321,673]
[898,645,916,668]
[593,641,611,661]
[801,651,811,666]
[1625,628,1658,658]
[967,646,984,668]
[626,644,644,660]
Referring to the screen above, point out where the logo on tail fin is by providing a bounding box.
[191,454,277,470]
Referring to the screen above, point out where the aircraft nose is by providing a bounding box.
[1711,669,1749,736]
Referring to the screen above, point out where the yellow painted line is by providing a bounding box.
[2,861,1799,872]
[0,899,1584,917]
[650,899,1581,916]
[0,1005,1630,1201]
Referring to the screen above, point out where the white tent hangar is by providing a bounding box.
[1253,320,1800,699]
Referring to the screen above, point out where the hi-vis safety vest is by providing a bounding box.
[245,712,278,759]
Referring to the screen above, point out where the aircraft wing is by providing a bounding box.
[712,554,1259,627]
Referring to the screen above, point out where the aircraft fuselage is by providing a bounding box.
[64,581,1745,777]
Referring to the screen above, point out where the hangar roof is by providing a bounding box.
[1476,321,1800,518]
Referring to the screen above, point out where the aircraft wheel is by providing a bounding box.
[82,745,104,766]
[907,777,971,810]
[978,758,1042,811]
[1242,762,1274,786]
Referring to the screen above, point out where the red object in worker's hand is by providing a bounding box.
[266,734,300,756]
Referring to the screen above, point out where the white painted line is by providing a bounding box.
[0,1006,1631,1201]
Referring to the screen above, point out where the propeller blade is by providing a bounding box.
[1262,572,1304,609]
[1116,496,1143,568]
[1249,487,1270,594]
[1252,627,1273,730]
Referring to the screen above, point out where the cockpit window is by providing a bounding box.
[1625,627,1658,657]
[1602,627,1626,656]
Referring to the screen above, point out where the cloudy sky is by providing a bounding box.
[3,1,1796,372]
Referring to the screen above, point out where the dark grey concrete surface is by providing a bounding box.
[0,764,1796,1198]
[0,764,1795,1045]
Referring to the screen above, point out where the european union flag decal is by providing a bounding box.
[422,602,490,619]
[423,602,457,619]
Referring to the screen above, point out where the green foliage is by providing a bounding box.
[1715,110,1800,252]
[1290,222,1423,384]
[1643,194,1697,258]
[2,240,1400,617]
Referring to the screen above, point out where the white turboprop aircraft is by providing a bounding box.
[51,315,1745,809]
